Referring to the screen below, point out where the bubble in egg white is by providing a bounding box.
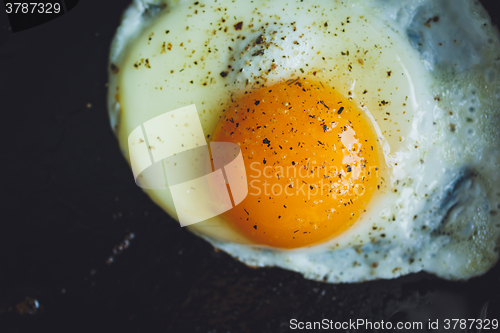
[466,127,475,137]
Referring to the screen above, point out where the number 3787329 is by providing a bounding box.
[5,2,61,14]
[443,319,498,330]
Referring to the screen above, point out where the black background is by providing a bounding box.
[0,1,499,332]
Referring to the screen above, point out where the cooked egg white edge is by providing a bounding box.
[108,0,500,282]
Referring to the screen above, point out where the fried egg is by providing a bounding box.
[108,0,500,282]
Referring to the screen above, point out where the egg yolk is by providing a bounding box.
[211,79,380,248]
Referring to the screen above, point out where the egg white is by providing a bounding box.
[108,0,500,282]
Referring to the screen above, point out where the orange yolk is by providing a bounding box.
[212,79,380,249]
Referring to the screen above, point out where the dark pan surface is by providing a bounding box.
[1,1,499,332]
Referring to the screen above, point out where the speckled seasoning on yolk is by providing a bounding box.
[212,79,381,248]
